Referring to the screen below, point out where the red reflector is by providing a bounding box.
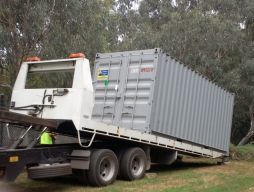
[69,53,85,58]
[26,56,41,62]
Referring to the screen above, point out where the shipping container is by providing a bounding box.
[92,48,234,153]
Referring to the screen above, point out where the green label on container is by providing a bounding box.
[104,80,109,87]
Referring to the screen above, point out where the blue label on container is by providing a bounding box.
[97,69,109,80]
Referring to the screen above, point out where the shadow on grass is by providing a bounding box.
[1,175,87,192]
[149,159,217,173]
[31,175,87,186]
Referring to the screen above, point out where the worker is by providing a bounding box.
[40,131,55,145]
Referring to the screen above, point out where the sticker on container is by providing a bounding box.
[104,80,109,87]
[130,68,139,74]
[97,69,109,80]
[141,67,154,73]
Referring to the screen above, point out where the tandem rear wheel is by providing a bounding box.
[88,149,119,186]
[73,149,118,186]
[119,147,147,181]
[73,147,148,187]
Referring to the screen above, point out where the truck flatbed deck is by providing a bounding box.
[0,109,57,129]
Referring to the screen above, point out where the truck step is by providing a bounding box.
[27,163,72,179]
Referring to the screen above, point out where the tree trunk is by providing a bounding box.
[238,103,254,146]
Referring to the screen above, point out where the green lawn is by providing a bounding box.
[1,156,254,192]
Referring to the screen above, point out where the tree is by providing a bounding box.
[0,0,253,144]
[0,0,119,87]
[39,0,119,61]
[0,0,58,86]
[115,0,254,144]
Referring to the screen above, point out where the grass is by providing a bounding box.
[230,144,254,160]
[1,145,254,192]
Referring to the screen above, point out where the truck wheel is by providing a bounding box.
[120,147,147,181]
[87,149,118,187]
[72,169,89,185]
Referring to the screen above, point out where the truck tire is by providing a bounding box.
[87,149,118,187]
[27,163,72,179]
[120,147,147,181]
[72,169,89,185]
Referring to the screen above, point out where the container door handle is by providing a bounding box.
[125,106,134,109]
[122,112,131,114]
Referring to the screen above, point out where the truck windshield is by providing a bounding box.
[26,69,74,89]
[25,61,76,89]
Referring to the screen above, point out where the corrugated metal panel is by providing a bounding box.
[150,51,234,152]
[92,48,234,153]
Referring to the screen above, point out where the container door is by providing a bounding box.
[92,56,124,125]
[117,53,156,132]
[92,50,158,132]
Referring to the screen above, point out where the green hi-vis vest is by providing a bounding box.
[40,132,53,145]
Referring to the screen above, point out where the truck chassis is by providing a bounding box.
[0,109,225,187]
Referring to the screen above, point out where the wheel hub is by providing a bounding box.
[99,156,115,182]
[131,156,144,176]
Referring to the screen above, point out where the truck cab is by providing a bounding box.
[10,54,94,130]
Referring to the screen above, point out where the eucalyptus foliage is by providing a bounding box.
[0,0,253,144]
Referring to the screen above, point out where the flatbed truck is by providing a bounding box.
[0,49,234,186]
